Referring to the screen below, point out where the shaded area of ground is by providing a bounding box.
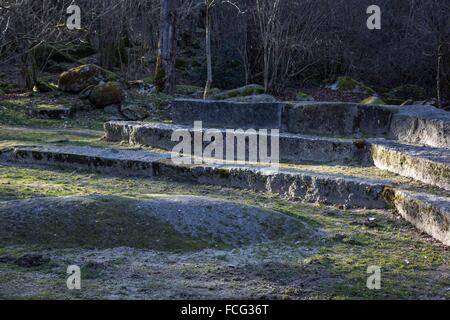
[0,165,449,300]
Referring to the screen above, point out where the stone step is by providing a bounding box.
[0,145,388,209]
[2,144,450,245]
[172,100,450,149]
[389,106,450,149]
[284,102,398,137]
[371,141,450,191]
[0,145,168,176]
[104,121,372,165]
[385,188,450,246]
[172,99,285,129]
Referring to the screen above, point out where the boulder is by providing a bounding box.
[295,92,315,102]
[58,64,117,93]
[361,96,386,105]
[88,82,126,108]
[210,84,265,100]
[388,84,427,101]
[335,77,376,95]
[127,80,157,95]
[104,104,121,115]
[33,79,57,93]
[121,104,152,120]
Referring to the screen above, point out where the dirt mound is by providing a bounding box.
[0,195,313,251]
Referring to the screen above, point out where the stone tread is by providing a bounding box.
[371,140,450,191]
[1,144,450,245]
[0,145,388,209]
[104,121,372,165]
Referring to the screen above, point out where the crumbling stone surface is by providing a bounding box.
[371,141,450,191]
[389,106,450,149]
[172,99,285,129]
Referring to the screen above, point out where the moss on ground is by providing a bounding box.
[0,165,449,299]
[0,97,106,130]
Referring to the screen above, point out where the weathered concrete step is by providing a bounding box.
[285,102,450,149]
[385,188,450,246]
[390,106,450,149]
[172,100,450,149]
[284,102,398,137]
[2,145,450,245]
[104,121,372,165]
[173,99,285,129]
[371,141,450,191]
[0,145,168,176]
[0,145,388,209]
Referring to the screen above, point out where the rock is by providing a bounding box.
[295,92,315,102]
[79,85,96,100]
[0,82,16,94]
[31,104,73,119]
[127,80,157,95]
[89,82,126,107]
[0,256,16,264]
[121,104,151,120]
[361,96,386,105]
[176,85,204,97]
[210,84,265,100]
[58,64,117,93]
[401,99,415,106]
[15,254,50,268]
[226,94,278,103]
[388,84,427,101]
[33,79,57,93]
[72,99,94,112]
[335,77,376,95]
[104,104,121,115]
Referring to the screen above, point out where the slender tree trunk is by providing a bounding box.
[437,40,442,108]
[203,1,213,99]
[155,0,177,95]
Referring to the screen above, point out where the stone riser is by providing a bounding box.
[0,146,386,209]
[172,100,450,149]
[2,145,450,246]
[385,189,450,246]
[371,143,450,191]
[105,122,450,192]
[104,122,373,166]
[153,160,388,209]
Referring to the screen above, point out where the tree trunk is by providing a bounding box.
[155,0,178,95]
[203,2,213,99]
[437,40,442,108]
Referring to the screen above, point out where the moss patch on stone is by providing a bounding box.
[337,77,376,95]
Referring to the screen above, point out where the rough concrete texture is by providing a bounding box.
[387,189,450,246]
[371,141,450,191]
[390,106,450,149]
[0,195,311,249]
[284,102,399,136]
[3,145,450,245]
[0,145,388,209]
[172,99,285,129]
[0,145,168,176]
[104,121,372,165]
[154,160,389,209]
